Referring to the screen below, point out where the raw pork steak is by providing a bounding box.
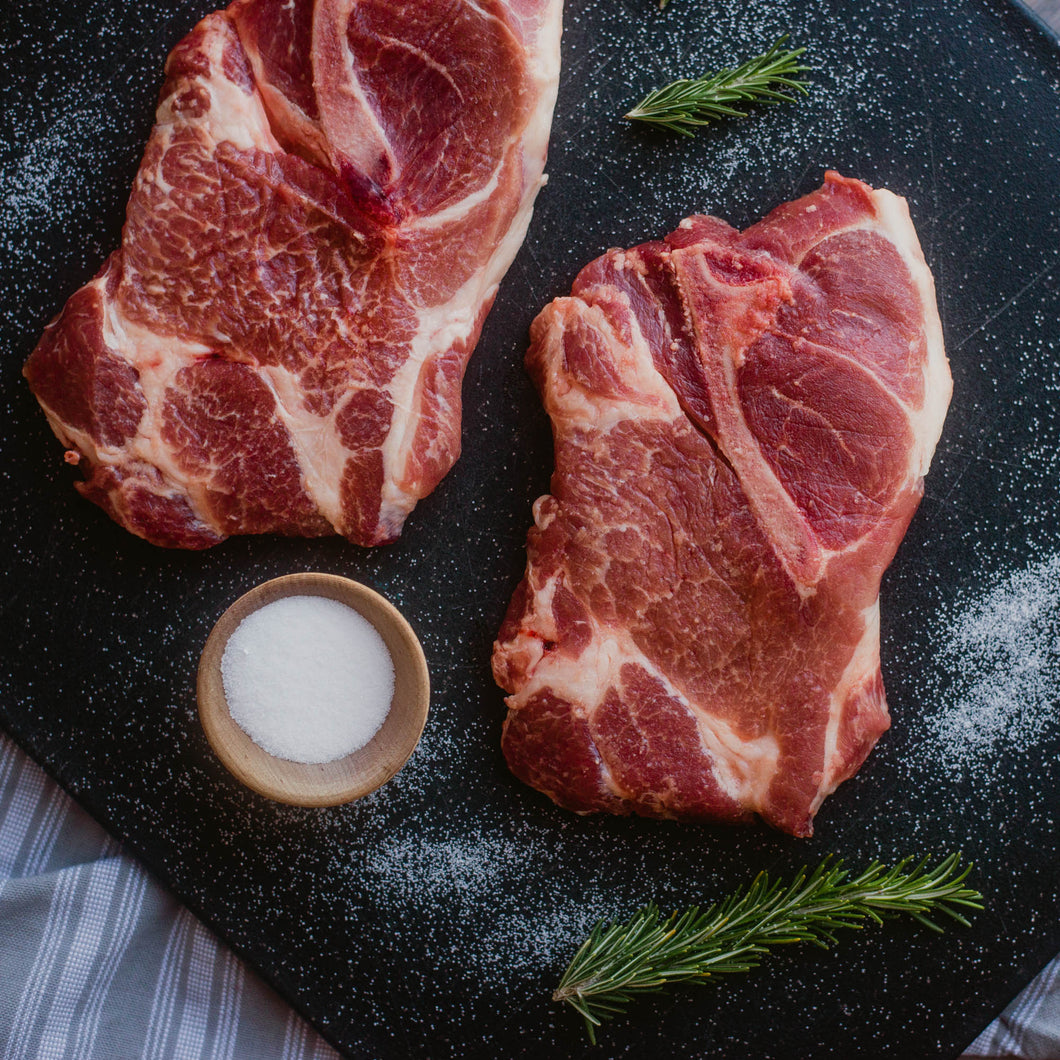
[493,173,951,836]
[24,0,562,548]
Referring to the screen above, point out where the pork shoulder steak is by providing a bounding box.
[24,0,562,548]
[492,173,951,836]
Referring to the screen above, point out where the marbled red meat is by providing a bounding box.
[493,173,951,836]
[24,0,562,547]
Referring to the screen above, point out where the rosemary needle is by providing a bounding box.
[554,854,983,1043]
[625,35,811,137]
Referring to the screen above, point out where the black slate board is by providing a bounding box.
[3,2,1060,1057]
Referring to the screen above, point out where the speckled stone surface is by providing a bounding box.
[2,2,1060,1057]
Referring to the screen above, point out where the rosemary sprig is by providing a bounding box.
[554,854,983,1043]
[626,36,810,136]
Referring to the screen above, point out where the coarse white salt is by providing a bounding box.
[220,595,395,764]
[915,551,1060,777]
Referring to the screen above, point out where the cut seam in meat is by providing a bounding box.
[508,604,784,811]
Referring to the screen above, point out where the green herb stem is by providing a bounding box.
[626,35,811,136]
[554,854,983,1043]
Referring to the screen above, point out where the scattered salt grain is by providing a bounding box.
[220,595,394,764]
[918,552,1060,776]
[359,827,618,976]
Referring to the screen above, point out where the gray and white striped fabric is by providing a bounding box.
[1,727,1058,1060]
[0,731,340,1060]
[961,959,1060,1059]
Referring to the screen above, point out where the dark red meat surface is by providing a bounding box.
[493,173,952,836]
[24,0,562,547]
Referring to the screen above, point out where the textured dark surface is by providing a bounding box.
[2,2,1060,1058]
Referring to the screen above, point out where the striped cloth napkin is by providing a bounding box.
[1,727,1057,1059]
[0,731,339,1060]
[961,962,1060,1059]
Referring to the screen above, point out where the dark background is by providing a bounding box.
[2,1,1060,1056]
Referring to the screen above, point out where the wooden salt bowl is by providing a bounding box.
[197,573,430,807]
